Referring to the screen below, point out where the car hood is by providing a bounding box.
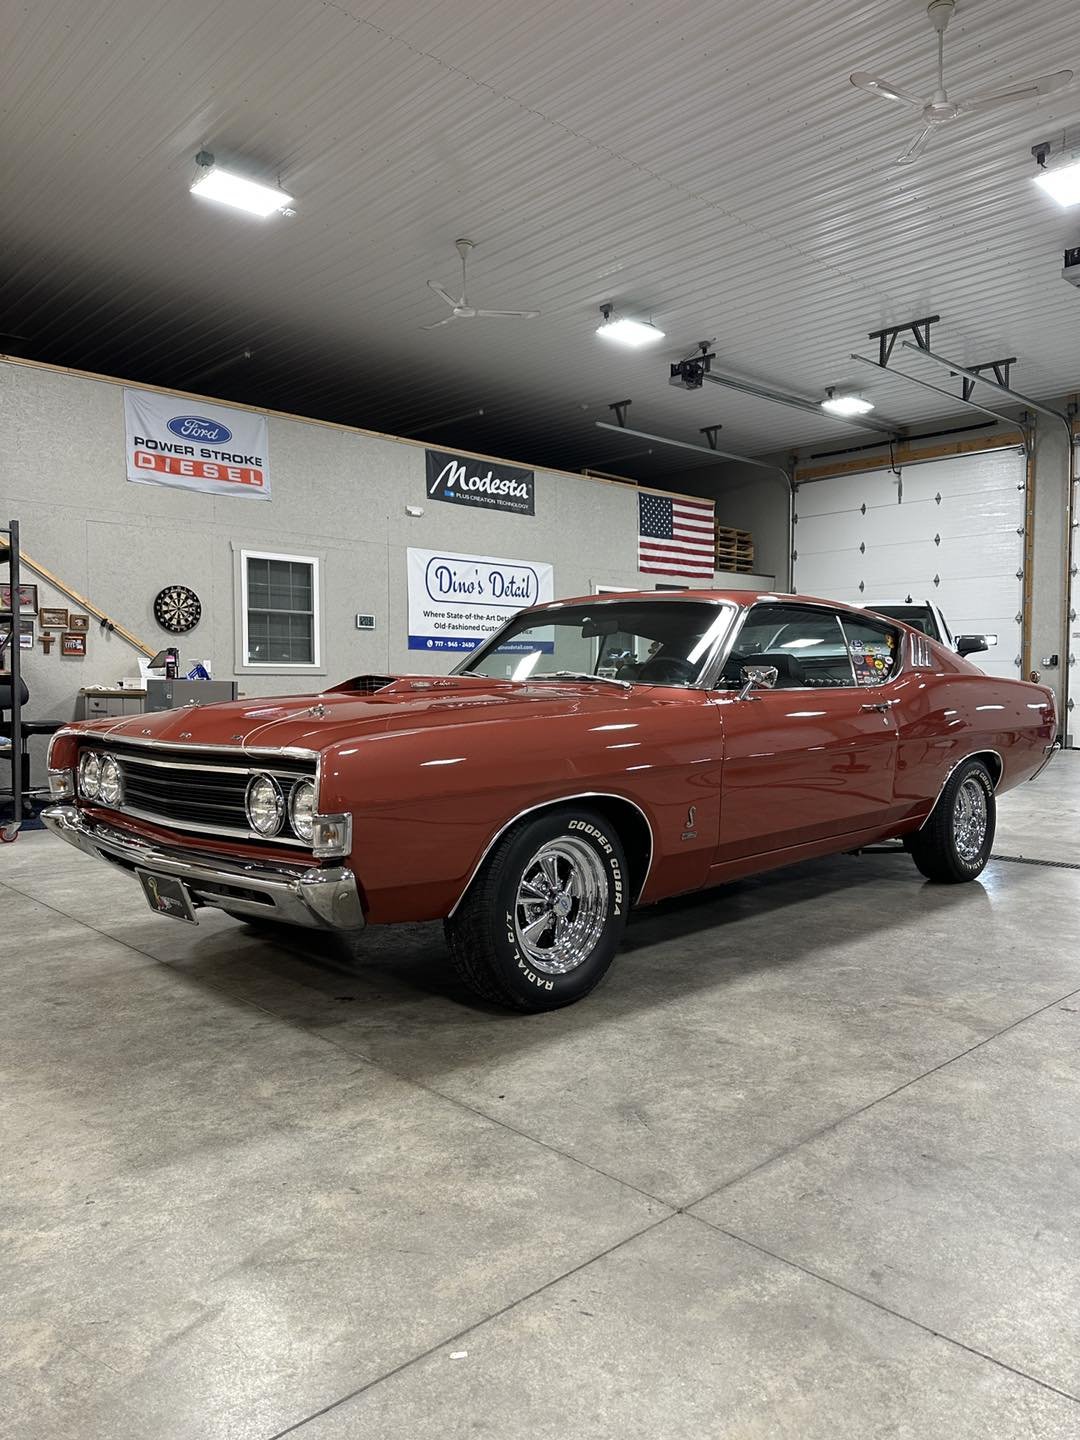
[82,674,677,753]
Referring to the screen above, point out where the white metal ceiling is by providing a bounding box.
[2,0,1078,479]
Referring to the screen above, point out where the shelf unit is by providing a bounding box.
[1,518,26,822]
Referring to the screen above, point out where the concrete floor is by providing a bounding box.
[2,754,1078,1439]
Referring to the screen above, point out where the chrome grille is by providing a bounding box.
[79,742,316,846]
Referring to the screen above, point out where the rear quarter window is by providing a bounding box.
[839,615,900,687]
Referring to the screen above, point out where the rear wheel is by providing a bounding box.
[905,758,996,883]
[445,807,629,1012]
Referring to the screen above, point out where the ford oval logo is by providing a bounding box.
[167,415,233,444]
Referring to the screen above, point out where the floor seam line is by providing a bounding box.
[679,978,1080,1212]
[8,868,1080,1218]
[308,1024,676,1212]
[262,1211,675,1440]
[0,872,675,1211]
[691,1214,1080,1407]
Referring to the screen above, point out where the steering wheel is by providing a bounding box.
[635,655,697,686]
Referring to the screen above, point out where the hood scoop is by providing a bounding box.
[332,674,398,695]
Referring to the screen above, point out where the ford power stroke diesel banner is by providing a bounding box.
[124,388,271,500]
[407,547,554,653]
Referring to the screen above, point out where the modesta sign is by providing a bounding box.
[124,389,271,500]
[425,448,534,516]
[407,547,554,653]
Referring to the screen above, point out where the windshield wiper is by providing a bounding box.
[535,670,631,689]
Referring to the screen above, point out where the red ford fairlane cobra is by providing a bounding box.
[45,591,1057,1011]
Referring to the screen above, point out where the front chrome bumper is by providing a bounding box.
[41,806,365,931]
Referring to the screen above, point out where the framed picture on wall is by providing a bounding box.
[19,619,34,650]
[39,606,68,629]
[67,613,90,632]
[1,583,39,612]
[61,631,87,658]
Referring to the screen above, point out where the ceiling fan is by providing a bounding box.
[850,0,1074,165]
[423,239,541,328]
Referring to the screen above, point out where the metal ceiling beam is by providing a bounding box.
[700,369,903,439]
[899,342,1069,429]
[867,315,939,368]
[595,421,788,477]
[849,355,1020,430]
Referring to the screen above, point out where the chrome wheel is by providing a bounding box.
[953,775,988,862]
[514,837,610,975]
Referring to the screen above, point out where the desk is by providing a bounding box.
[75,688,146,720]
[76,681,239,718]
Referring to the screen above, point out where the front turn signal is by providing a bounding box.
[311,813,352,859]
[48,768,75,800]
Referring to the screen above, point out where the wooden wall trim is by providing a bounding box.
[0,353,707,509]
[794,431,1025,484]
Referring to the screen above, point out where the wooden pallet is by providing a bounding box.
[715,523,755,575]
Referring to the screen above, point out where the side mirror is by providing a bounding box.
[956,634,990,657]
[738,664,779,700]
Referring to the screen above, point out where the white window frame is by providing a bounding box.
[238,547,322,672]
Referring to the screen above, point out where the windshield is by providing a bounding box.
[456,599,734,688]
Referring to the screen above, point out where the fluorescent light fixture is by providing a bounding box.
[190,152,293,217]
[596,305,665,348]
[1033,156,1080,208]
[821,388,875,417]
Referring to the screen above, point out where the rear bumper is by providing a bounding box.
[41,805,365,931]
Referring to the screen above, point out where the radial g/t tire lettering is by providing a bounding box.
[445,807,629,1012]
[905,758,996,883]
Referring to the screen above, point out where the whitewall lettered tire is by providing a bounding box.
[444,807,630,1011]
[905,758,996,883]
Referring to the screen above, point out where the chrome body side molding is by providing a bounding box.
[48,726,320,763]
[446,791,656,916]
[917,748,1006,830]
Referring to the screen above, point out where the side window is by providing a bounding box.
[719,605,855,690]
[839,615,900,688]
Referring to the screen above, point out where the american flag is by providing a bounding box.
[638,492,716,579]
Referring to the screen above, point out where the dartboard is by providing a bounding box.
[154,584,202,634]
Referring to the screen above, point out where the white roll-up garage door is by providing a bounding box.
[1068,442,1079,746]
[793,448,1025,683]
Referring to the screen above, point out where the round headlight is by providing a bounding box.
[78,751,102,799]
[245,774,285,836]
[289,779,317,842]
[99,756,123,807]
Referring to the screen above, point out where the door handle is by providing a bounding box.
[860,701,892,713]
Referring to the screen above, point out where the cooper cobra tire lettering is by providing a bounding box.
[568,819,613,854]
[444,806,631,1012]
[905,758,996,885]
